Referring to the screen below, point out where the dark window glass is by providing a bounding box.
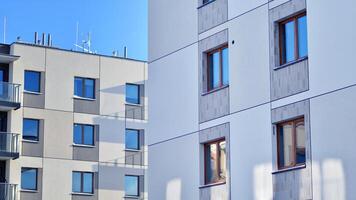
[280,13,308,65]
[73,124,94,146]
[23,119,39,141]
[125,175,139,196]
[72,172,93,194]
[125,129,140,150]
[204,139,226,184]
[277,118,305,169]
[74,77,95,99]
[21,168,37,190]
[207,46,229,91]
[126,84,140,104]
[24,71,41,93]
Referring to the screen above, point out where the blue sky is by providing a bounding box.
[0,0,147,61]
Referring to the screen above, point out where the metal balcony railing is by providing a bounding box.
[0,183,17,200]
[0,133,19,159]
[0,82,20,104]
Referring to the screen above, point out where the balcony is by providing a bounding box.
[0,82,21,111]
[0,133,19,160]
[0,183,17,200]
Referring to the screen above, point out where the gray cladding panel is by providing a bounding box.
[271,100,312,200]
[72,173,98,200]
[199,30,229,123]
[73,125,99,162]
[198,0,228,33]
[199,123,230,200]
[73,79,100,115]
[21,120,44,157]
[125,104,144,120]
[23,72,45,109]
[20,168,42,200]
[269,0,308,100]
[125,150,144,166]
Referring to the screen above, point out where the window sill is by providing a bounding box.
[202,85,229,96]
[124,195,140,199]
[22,139,39,143]
[24,90,42,95]
[72,144,95,148]
[199,181,226,189]
[71,192,94,196]
[73,96,96,101]
[125,102,142,107]
[274,56,308,70]
[20,189,38,193]
[272,164,306,174]
[124,149,141,152]
[197,0,216,9]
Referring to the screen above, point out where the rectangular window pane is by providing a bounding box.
[283,21,295,63]
[125,175,139,196]
[209,52,220,90]
[84,79,95,99]
[23,119,39,141]
[83,125,94,145]
[72,172,81,193]
[83,173,93,193]
[21,168,37,190]
[298,16,308,58]
[126,84,140,104]
[125,129,139,150]
[222,48,229,86]
[296,122,306,164]
[24,71,41,93]
[278,124,294,168]
[73,124,82,144]
[74,77,83,97]
[219,141,226,180]
[205,143,218,184]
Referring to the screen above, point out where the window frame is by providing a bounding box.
[73,123,95,146]
[72,171,94,194]
[21,168,38,191]
[125,129,140,150]
[204,138,226,185]
[276,117,305,170]
[23,118,40,141]
[125,83,140,105]
[279,12,307,65]
[206,45,229,92]
[124,175,140,197]
[74,77,96,99]
[24,70,41,93]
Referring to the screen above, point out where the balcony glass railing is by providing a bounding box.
[0,183,17,200]
[0,82,20,104]
[0,133,19,157]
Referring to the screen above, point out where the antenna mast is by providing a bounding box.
[75,22,79,51]
[3,16,6,43]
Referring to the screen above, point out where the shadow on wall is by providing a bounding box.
[165,178,182,200]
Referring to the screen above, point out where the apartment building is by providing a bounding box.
[0,42,147,200]
[148,0,356,199]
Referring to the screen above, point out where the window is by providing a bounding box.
[277,117,306,169]
[72,171,94,194]
[125,175,139,197]
[23,118,39,141]
[207,46,229,91]
[21,168,37,191]
[279,13,308,65]
[125,129,140,150]
[24,71,41,93]
[73,124,94,146]
[204,139,226,184]
[126,84,140,104]
[74,77,95,99]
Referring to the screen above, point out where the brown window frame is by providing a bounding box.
[206,45,228,92]
[204,138,226,185]
[276,117,305,170]
[279,12,307,65]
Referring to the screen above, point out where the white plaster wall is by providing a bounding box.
[148,0,198,62]
[148,133,199,200]
[310,86,356,200]
[228,5,270,113]
[230,104,273,200]
[148,44,199,145]
[229,0,268,19]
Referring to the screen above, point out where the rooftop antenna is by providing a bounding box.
[3,16,6,43]
[74,32,95,54]
[75,22,79,51]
